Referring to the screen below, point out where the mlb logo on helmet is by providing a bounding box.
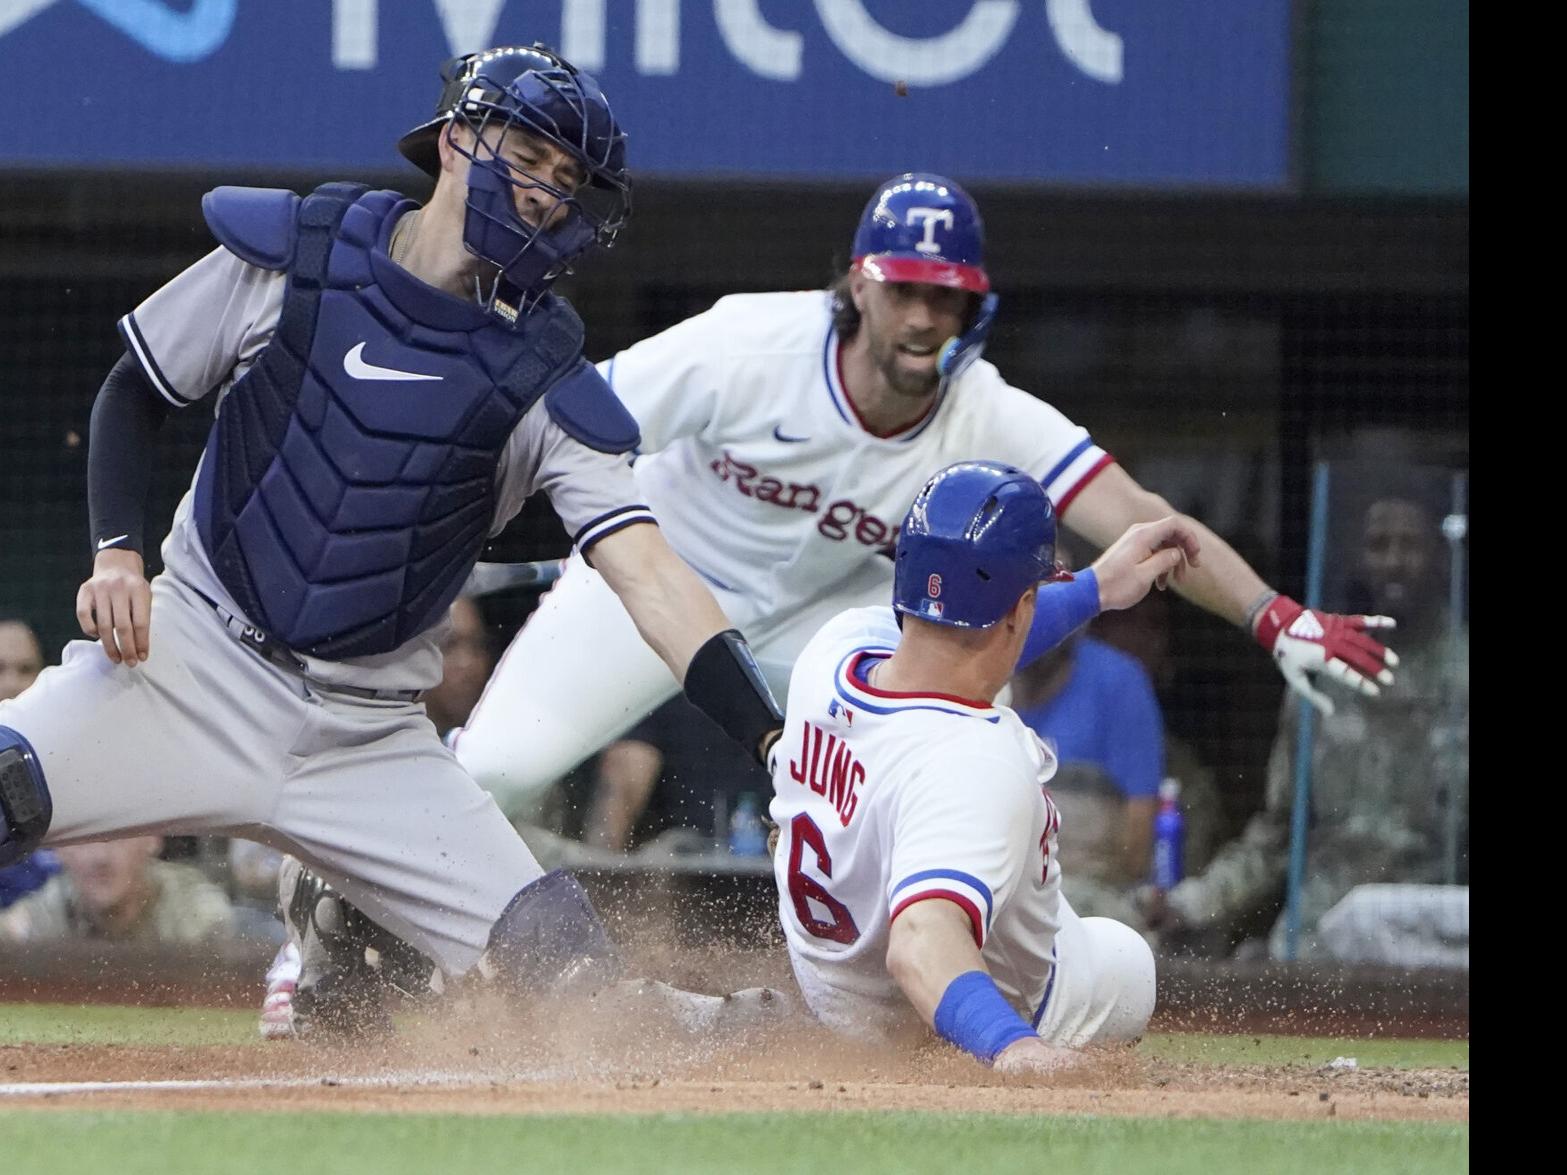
[919,599,945,619]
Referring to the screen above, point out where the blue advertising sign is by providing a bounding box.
[0,1,1290,186]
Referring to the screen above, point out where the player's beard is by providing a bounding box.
[869,330,942,399]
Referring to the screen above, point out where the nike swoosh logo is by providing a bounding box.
[772,426,809,443]
[343,342,443,383]
[97,534,129,550]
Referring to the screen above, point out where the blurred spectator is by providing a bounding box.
[426,596,493,738]
[0,848,59,909]
[1148,489,1468,963]
[1015,542,1165,902]
[0,617,57,907]
[0,617,43,701]
[580,696,770,852]
[1011,631,1163,881]
[1009,537,1164,916]
[1091,587,1227,875]
[228,838,285,903]
[0,835,236,945]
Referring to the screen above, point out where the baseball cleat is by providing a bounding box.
[259,857,407,1042]
[258,940,302,1040]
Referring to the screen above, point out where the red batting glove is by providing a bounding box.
[1254,594,1398,717]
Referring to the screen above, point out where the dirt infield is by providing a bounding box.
[0,930,1472,1042]
[0,934,1468,1126]
[0,989,1468,1124]
[0,1046,1470,1123]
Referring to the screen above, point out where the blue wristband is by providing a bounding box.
[932,970,1035,1065]
[1017,569,1100,670]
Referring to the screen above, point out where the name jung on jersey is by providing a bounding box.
[787,718,865,828]
[710,449,900,551]
[788,701,1065,887]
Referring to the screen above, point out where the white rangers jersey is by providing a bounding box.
[601,291,1110,634]
[769,606,1064,1041]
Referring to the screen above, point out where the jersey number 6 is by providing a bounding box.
[787,813,861,945]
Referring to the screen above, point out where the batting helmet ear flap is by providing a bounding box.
[938,292,999,382]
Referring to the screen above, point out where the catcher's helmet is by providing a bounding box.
[399,44,631,304]
[893,461,1058,629]
[851,173,997,381]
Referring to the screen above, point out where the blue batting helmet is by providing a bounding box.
[852,173,989,295]
[852,173,998,381]
[398,45,631,303]
[893,462,1058,629]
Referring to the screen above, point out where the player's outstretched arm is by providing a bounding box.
[1018,516,1199,670]
[1063,464,1397,716]
[1088,515,1202,612]
[887,900,1080,1076]
[1066,465,1249,621]
[590,522,783,761]
[76,353,169,667]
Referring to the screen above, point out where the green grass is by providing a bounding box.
[1139,1032,1468,1070]
[0,1110,1469,1175]
[0,1005,1469,1174]
[0,1003,256,1047]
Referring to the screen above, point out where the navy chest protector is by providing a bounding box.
[194,182,638,658]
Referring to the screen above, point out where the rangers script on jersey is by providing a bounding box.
[769,606,1065,1041]
[604,291,1111,631]
[455,288,1114,812]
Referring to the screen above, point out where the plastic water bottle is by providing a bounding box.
[728,793,767,857]
[1151,778,1184,891]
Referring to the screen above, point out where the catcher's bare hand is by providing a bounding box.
[1090,516,1203,613]
[76,548,152,667]
[993,1034,1085,1078]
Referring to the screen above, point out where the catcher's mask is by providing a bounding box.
[399,44,631,312]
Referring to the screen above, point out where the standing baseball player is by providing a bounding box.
[0,45,784,1018]
[771,461,1198,1071]
[455,170,1397,816]
[262,170,1399,1032]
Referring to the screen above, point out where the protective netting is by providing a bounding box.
[0,2,1466,963]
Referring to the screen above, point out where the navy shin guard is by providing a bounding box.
[0,726,51,868]
[485,869,622,991]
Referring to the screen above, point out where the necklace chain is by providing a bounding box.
[390,211,418,266]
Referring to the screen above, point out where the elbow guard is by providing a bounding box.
[683,630,784,765]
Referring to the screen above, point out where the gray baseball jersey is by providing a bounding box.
[0,235,651,973]
[124,246,646,693]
